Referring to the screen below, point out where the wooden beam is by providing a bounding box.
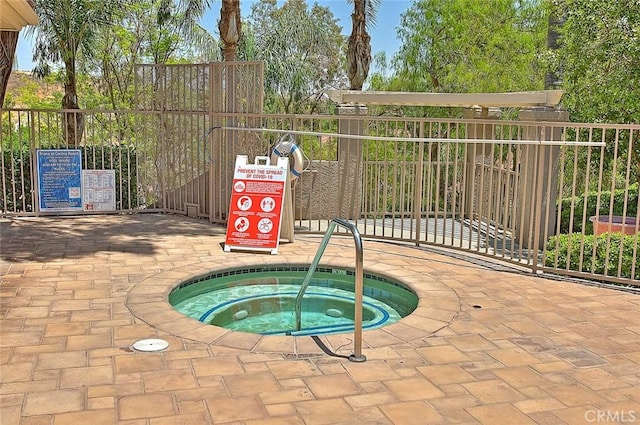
[0,0,39,31]
[326,90,565,108]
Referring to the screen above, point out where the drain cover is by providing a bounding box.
[132,339,169,352]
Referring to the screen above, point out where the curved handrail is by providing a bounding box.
[294,218,366,362]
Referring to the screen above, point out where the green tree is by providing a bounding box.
[550,0,640,185]
[392,0,548,94]
[83,0,219,111]
[551,0,640,124]
[247,0,346,113]
[152,0,218,64]
[4,71,65,109]
[29,0,122,145]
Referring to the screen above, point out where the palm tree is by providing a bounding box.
[0,30,20,107]
[346,0,379,90]
[159,0,235,61]
[29,0,121,145]
[169,0,218,62]
[219,0,242,61]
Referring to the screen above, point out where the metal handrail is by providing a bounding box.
[294,218,366,362]
[217,126,606,146]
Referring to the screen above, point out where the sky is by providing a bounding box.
[14,0,410,72]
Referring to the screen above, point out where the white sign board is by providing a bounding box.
[82,169,116,211]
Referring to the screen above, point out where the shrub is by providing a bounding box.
[1,150,34,212]
[558,184,639,234]
[545,232,640,280]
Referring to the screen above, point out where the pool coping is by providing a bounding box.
[125,239,462,356]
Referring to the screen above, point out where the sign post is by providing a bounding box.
[224,155,293,254]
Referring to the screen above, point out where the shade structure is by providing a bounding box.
[0,0,38,31]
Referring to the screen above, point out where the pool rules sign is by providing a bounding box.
[224,155,294,254]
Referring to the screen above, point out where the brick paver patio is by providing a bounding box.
[1,214,640,424]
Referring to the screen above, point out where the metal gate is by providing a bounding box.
[133,61,264,219]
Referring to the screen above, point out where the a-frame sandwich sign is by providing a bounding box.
[224,155,294,254]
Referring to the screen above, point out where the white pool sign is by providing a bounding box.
[82,169,116,211]
[224,155,294,254]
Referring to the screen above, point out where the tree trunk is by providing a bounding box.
[218,0,242,208]
[545,2,564,90]
[62,60,84,146]
[347,0,371,90]
[219,0,241,61]
[0,30,20,108]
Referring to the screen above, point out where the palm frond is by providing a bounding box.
[180,0,213,23]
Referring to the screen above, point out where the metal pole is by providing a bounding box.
[331,219,366,362]
[293,218,366,362]
[348,221,366,362]
[294,221,337,330]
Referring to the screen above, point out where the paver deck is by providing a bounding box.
[1,214,640,424]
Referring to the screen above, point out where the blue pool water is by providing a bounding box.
[169,265,418,336]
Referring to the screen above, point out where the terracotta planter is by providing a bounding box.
[589,215,640,236]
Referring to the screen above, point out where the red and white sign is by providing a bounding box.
[224,155,289,254]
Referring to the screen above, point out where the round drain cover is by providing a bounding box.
[132,339,169,352]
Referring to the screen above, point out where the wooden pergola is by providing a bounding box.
[0,0,38,30]
[0,0,38,106]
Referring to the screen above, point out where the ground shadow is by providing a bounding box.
[0,213,226,263]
